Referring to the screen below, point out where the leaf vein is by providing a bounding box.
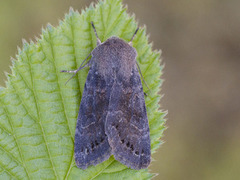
[0,164,18,180]
[26,48,58,179]
[0,99,30,179]
[64,14,84,179]
[91,159,116,180]
[11,71,38,122]
[0,145,23,168]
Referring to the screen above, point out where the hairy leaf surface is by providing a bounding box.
[0,0,166,179]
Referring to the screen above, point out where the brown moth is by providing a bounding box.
[61,22,151,170]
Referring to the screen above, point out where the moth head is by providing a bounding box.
[100,37,137,60]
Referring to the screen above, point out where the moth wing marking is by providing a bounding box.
[74,62,112,169]
[105,65,151,170]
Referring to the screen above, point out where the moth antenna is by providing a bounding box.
[61,53,91,85]
[129,27,139,45]
[136,62,151,93]
[91,21,101,45]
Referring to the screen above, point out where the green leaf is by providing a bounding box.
[0,0,166,179]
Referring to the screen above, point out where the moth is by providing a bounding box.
[61,22,151,170]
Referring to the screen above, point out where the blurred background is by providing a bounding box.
[0,0,239,179]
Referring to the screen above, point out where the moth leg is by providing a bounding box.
[61,53,91,84]
[136,62,151,93]
[91,21,101,45]
[129,28,150,94]
[61,63,89,74]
